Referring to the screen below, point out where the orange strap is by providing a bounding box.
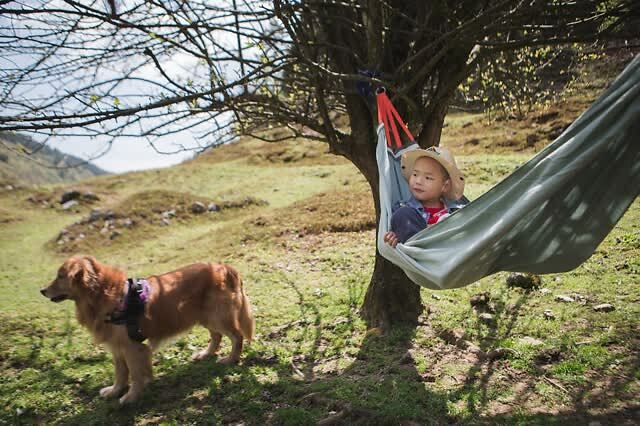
[376,91,415,149]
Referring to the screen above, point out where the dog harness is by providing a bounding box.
[105,278,150,342]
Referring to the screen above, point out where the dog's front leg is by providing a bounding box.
[99,353,129,399]
[118,343,153,405]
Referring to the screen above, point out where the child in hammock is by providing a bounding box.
[384,146,467,248]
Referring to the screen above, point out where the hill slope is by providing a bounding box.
[0,132,107,186]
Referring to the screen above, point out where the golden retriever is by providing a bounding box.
[40,255,254,404]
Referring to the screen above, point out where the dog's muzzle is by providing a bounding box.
[41,289,68,302]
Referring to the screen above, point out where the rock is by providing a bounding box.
[593,303,615,312]
[478,313,495,324]
[506,273,541,290]
[431,294,442,300]
[121,218,134,228]
[191,202,206,214]
[57,229,70,241]
[60,190,81,204]
[470,292,490,307]
[161,218,171,226]
[61,200,78,210]
[540,288,552,295]
[555,295,575,303]
[486,347,517,360]
[534,347,562,365]
[110,230,121,240]
[88,209,104,222]
[208,203,220,212]
[519,336,544,346]
[81,192,100,202]
[161,209,176,219]
[543,309,556,320]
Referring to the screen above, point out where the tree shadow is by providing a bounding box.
[13,278,640,425]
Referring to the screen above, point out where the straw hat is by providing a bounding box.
[400,146,465,200]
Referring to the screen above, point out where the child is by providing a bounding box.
[384,146,467,247]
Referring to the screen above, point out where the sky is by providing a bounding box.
[47,131,199,174]
[2,1,251,174]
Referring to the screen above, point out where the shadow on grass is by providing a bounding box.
[440,288,640,425]
[8,283,639,426]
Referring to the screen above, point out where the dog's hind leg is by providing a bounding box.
[218,328,243,365]
[99,353,129,399]
[192,330,222,361]
[119,343,153,405]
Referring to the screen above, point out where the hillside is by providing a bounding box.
[0,132,108,186]
[0,52,637,425]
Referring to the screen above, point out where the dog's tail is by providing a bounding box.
[239,286,255,343]
[225,265,255,342]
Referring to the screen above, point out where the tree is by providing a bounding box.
[1,0,638,329]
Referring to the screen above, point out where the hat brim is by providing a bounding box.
[401,149,465,200]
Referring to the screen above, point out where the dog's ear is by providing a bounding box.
[69,256,99,291]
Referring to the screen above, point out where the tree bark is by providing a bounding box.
[361,250,424,330]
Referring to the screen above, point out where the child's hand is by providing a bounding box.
[384,231,399,248]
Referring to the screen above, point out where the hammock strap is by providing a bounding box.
[376,90,415,149]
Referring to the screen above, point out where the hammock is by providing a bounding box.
[377,54,640,290]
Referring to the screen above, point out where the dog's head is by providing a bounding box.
[40,256,100,302]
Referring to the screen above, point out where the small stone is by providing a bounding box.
[81,192,100,202]
[555,295,575,303]
[88,209,104,222]
[543,309,556,320]
[593,303,615,312]
[506,273,541,290]
[162,209,176,219]
[162,218,171,226]
[208,203,220,212]
[519,336,544,346]
[540,288,552,295]
[110,230,121,240]
[431,294,442,300]
[478,313,495,324]
[60,190,81,204]
[61,199,78,210]
[191,202,206,214]
[486,347,517,360]
[470,292,490,307]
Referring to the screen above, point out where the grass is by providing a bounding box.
[1,70,639,424]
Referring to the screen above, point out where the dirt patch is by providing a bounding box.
[51,189,268,253]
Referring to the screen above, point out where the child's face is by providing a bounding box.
[408,157,450,206]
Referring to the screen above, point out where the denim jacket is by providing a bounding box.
[390,195,468,243]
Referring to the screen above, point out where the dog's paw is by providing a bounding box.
[217,356,239,365]
[192,349,213,361]
[99,385,125,399]
[118,390,139,405]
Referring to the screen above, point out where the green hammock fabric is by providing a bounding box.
[377,54,640,290]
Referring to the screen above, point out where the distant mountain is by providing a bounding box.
[0,132,108,186]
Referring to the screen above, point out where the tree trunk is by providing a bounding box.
[345,124,425,330]
[361,250,424,329]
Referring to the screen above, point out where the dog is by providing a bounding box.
[40,255,254,404]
